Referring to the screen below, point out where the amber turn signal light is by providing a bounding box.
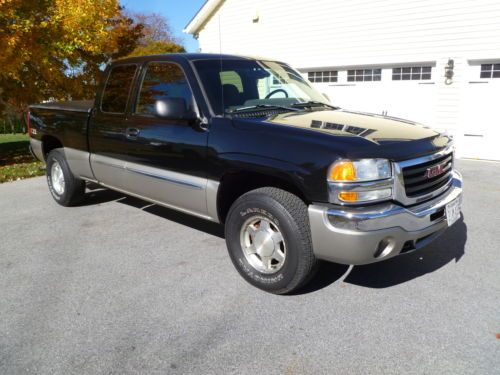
[338,191,358,202]
[329,161,356,181]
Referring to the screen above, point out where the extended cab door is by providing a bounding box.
[89,63,139,188]
[90,60,211,219]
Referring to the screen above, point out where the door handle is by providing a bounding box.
[125,127,140,139]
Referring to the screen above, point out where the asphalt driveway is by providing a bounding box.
[1,159,499,374]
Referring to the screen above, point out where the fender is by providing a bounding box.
[216,152,312,201]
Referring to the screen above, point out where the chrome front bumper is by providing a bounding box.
[308,170,463,265]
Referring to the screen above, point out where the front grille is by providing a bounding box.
[402,153,453,197]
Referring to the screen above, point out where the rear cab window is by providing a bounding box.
[101,64,138,113]
[220,71,243,92]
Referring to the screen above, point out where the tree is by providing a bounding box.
[125,12,185,57]
[0,0,143,117]
[126,40,185,57]
[132,12,174,43]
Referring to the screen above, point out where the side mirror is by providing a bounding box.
[155,98,196,121]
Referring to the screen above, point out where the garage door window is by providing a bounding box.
[308,71,338,83]
[480,64,500,79]
[347,69,381,82]
[392,66,431,81]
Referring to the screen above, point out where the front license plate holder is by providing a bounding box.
[445,197,461,227]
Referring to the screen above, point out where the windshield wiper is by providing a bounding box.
[291,101,339,110]
[226,104,300,114]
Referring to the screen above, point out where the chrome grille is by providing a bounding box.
[402,153,453,197]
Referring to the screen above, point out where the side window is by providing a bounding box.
[101,65,137,113]
[136,62,194,115]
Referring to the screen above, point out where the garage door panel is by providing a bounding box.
[460,62,500,160]
[324,81,436,126]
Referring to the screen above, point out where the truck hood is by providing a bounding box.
[264,109,440,145]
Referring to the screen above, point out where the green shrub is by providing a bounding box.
[0,118,26,134]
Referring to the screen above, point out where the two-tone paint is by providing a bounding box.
[29,54,453,226]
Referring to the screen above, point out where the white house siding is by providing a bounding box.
[192,0,500,160]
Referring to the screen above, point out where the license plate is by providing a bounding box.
[445,197,461,227]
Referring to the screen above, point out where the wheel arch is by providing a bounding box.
[216,170,309,223]
[41,135,64,160]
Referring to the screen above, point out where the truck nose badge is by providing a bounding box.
[426,162,446,179]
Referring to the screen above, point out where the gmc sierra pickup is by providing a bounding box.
[28,53,463,294]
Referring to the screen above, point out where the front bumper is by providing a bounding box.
[308,170,463,265]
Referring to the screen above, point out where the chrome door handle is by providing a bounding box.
[125,127,140,139]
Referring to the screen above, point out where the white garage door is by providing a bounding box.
[460,61,500,161]
[309,65,437,127]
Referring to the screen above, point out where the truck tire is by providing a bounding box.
[225,187,317,294]
[46,148,86,206]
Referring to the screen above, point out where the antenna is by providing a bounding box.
[219,13,224,114]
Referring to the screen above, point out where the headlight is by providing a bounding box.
[328,159,391,182]
[328,159,393,204]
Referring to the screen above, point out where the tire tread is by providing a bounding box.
[227,187,317,294]
[46,148,85,206]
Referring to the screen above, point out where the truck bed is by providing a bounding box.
[30,100,94,113]
[29,100,94,160]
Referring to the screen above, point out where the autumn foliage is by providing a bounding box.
[126,12,186,58]
[0,0,184,121]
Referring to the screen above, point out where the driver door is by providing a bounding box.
[119,61,209,217]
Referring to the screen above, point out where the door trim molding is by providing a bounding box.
[87,153,220,223]
[125,166,204,190]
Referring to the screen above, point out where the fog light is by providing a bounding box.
[373,237,395,258]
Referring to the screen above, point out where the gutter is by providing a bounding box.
[183,0,224,35]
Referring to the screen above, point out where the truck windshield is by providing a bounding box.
[192,59,331,115]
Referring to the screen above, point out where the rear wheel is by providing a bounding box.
[225,187,317,294]
[46,148,85,206]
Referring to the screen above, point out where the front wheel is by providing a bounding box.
[225,187,317,294]
[46,148,86,206]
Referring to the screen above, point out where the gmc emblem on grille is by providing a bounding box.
[426,163,446,178]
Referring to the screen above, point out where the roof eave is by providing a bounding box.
[183,0,224,35]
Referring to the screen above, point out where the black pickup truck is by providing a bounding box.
[28,53,463,294]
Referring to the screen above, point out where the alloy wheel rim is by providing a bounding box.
[239,216,286,274]
[51,161,65,195]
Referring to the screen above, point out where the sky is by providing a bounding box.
[121,0,206,52]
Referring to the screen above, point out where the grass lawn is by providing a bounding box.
[0,134,45,183]
[0,133,30,144]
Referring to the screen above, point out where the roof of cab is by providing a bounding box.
[113,53,261,64]
[112,53,283,65]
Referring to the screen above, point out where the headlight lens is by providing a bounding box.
[328,159,391,182]
[328,159,393,204]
